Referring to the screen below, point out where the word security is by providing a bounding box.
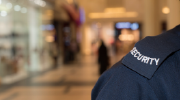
[130,47,160,65]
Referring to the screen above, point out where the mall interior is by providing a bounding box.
[0,0,179,100]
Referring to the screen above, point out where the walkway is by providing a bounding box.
[0,55,99,100]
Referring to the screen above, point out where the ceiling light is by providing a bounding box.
[162,7,170,14]
[1,11,7,16]
[89,12,138,19]
[14,5,21,11]
[89,7,138,19]
[104,7,126,13]
[6,3,12,9]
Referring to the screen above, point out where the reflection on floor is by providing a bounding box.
[0,54,125,100]
[0,55,101,100]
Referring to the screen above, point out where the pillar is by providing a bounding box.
[167,0,180,30]
[143,0,161,38]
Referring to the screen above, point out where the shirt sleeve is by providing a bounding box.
[91,61,158,100]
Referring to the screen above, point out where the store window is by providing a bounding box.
[0,0,53,84]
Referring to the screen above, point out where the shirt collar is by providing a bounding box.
[122,25,180,79]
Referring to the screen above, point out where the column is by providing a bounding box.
[167,0,180,30]
[81,23,92,55]
[28,7,40,71]
[143,0,161,38]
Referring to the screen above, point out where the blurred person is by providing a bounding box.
[70,39,78,61]
[63,33,71,64]
[98,40,109,75]
[49,42,58,67]
[92,25,180,100]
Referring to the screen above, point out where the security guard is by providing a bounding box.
[92,25,180,100]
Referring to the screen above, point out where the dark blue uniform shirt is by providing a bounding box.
[92,25,180,100]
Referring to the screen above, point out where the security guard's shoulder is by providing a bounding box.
[122,25,180,79]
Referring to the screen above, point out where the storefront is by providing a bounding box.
[0,0,53,84]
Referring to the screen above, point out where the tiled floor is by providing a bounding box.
[0,55,101,100]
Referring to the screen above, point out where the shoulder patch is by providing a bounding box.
[122,30,180,79]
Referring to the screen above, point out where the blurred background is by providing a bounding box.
[0,0,179,100]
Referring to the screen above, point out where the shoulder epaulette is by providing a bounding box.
[122,26,180,79]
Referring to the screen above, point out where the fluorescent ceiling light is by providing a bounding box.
[89,12,138,19]
[89,7,138,19]
[104,7,126,13]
